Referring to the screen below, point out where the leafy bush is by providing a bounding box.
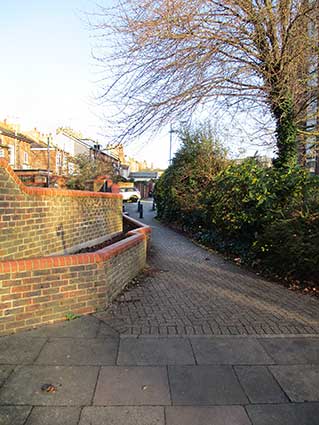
[155,126,319,284]
[155,123,228,230]
[67,153,114,191]
[204,158,272,240]
[204,159,317,237]
[254,214,319,281]
[204,160,319,281]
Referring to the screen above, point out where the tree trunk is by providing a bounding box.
[315,138,319,175]
[273,97,298,169]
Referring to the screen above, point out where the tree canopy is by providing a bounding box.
[93,0,319,168]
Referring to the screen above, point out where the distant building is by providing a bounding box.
[234,155,272,167]
[120,163,130,180]
[1,119,162,190]
[0,120,34,169]
[302,11,319,174]
[128,171,162,198]
[0,121,76,187]
[129,171,161,181]
[55,127,93,156]
[55,127,122,176]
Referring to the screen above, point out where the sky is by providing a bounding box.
[0,0,274,169]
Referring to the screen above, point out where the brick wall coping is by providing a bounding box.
[0,216,151,274]
[0,158,122,199]
[124,214,152,235]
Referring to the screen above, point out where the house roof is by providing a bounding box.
[129,171,159,180]
[0,124,38,145]
[56,128,120,162]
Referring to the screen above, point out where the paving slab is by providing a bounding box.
[259,337,319,364]
[25,407,80,425]
[168,365,248,405]
[234,366,288,403]
[165,406,252,425]
[0,406,31,425]
[19,316,102,338]
[97,322,119,338]
[0,335,46,365]
[190,337,272,365]
[36,337,118,366]
[0,366,14,388]
[0,365,99,406]
[269,365,319,402]
[79,406,164,425]
[246,403,319,425]
[93,366,170,405]
[117,337,195,365]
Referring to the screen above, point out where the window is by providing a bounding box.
[68,162,75,175]
[22,151,29,169]
[56,152,62,168]
[63,156,68,171]
[8,145,15,166]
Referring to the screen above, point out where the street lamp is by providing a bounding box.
[169,124,179,164]
[169,121,188,164]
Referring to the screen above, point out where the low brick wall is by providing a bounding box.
[0,159,123,260]
[0,216,151,335]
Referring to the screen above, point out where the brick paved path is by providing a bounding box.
[99,201,319,336]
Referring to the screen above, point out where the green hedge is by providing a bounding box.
[155,150,319,284]
[155,125,228,230]
[254,214,319,281]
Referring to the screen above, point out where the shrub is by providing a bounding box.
[254,214,319,281]
[155,127,319,284]
[67,153,114,190]
[204,158,272,241]
[155,123,228,229]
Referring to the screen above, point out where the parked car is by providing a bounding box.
[119,187,141,202]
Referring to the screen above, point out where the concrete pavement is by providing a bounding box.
[0,316,319,424]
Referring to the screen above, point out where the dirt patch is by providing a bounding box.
[74,233,128,254]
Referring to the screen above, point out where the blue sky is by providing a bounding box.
[1,0,98,130]
[0,0,176,168]
[0,1,273,168]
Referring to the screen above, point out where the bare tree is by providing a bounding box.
[92,0,319,168]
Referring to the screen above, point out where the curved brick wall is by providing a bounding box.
[0,215,151,336]
[0,159,123,260]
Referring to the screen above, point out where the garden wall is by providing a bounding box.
[0,158,123,260]
[0,216,151,335]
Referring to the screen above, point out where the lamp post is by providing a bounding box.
[169,124,178,164]
[169,122,187,164]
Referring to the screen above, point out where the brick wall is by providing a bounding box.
[0,133,32,169]
[29,146,74,177]
[0,219,151,336]
[0,159,123,260]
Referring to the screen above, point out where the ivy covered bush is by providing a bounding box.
[155,125,319,285]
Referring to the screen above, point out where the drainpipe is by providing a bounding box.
[47,135,50,187]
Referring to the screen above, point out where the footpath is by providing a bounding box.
[0,200,318,424]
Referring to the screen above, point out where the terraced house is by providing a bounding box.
[0,120,75,187]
